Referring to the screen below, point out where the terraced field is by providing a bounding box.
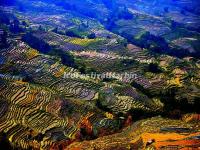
[0,0,200,149]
